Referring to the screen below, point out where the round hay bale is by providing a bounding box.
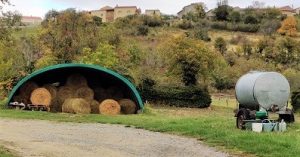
[75,87,94,101]
[118,99,137,114]
[66,74,88,89]
[94,87,109,102]
[99,99,121,115]
[62,98,91,114]
[43,84,57,98]
[57,86,74,104]
[107,86,124,101]
[30,88,52,106]
[90,100,100,114]
[50,98,61,112]
[19,81,38,102]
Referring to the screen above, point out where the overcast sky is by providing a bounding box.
[3,0,300,18]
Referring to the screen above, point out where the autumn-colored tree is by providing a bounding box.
[277,16,297,37]
[40,9,101,63]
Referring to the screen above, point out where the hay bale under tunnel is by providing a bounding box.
[75,87,94,101]
[94,87,109,102]
[107,86,124,101]
[62,98,91,114]
[90,100,100,114]
[43,84,60,112]
[57,86,75,104]
[99,99,121,115]
[19,81,39,104]
[30,88,52,106]
[118,99,137,114]
[66,74,88,89]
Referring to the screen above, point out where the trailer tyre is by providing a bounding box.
[236,109,250,129]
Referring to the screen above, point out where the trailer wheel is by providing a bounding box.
[236,109,250,129]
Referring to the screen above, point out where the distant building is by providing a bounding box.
[89,5,140,22]
[177,2,204,18]
[206,9,215,20]
[21,16,42,25]
[145,9,161,17]
[295,7,300,14]
[279,6,296,16]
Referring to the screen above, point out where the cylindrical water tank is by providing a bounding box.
[235,71,290,110]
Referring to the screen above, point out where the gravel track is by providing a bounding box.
[0,119,231,157]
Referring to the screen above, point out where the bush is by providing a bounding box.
[188,29,211,42]
[244,15,259,24]
[178,20,193,29]
[139,85,211,108]
[142,15,163,27]
[136,25,149,36]
[212,75,235,90]
[291,91,300,112]
[214,37,227,55]
[211,22,259,33]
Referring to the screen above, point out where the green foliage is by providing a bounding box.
[142,15,163,27]
[187,28,211,42]
[291,90,300,111]
[214,0,232,21]
[244,15,259,24]
[283,68,300,92]
[99,25,120,47]
[260,19,281,36]
[136,25,149,36]
[40,9,101,63]
[275,37,300,65]
[161,36,220,86]
[81,43,118,69]
[214,37,227,55]
[178,19,193,29]
[139,84,211,108]
[34,53,58,69]
[211,22,259,33]
[229,11,241,23]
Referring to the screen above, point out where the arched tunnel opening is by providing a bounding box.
[7,64,143,113]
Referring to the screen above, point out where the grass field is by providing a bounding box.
[0,97,299,157]
[0,146,15,157]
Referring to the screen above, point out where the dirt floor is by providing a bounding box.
[0,119,231,157]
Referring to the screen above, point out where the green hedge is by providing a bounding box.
[138,85,211,108]
[291,91,300,111]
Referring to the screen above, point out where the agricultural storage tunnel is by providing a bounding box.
[7,64,144,112]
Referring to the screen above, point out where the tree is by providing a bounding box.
[275,37,300,65]
[277,16,297,37]
[214,37,227,55]
[162,36,219,86]
[214,0,231,21]
[81,43,118,69]
[229,11,241,23]
[40,9,101,63]
[244,15,259,24]
[251,1,265,9]
[260,19,281,36]
[194,4,206,19]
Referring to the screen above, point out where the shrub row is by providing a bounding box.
[138,85,211,108]
[291,91,300,112]
[211,22,260,33]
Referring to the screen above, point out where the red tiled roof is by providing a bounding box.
[279,6,294,11]
[115,6,137,9]
[22,16,42,20]
[100,6,113,11]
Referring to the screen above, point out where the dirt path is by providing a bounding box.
[0,119,231,157]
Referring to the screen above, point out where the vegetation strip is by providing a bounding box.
[0,104,299,157]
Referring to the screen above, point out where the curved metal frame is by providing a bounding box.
[7,64,144,109]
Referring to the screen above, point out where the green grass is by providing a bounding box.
[0,146,15,157]
[0,101,299,157]
[12,26,40,38]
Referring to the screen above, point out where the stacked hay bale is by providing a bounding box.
[13,73,138,115]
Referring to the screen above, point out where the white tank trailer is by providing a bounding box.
[235,71,294,129]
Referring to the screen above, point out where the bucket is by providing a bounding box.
[263,123,276,132]
[252,123,263,132]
